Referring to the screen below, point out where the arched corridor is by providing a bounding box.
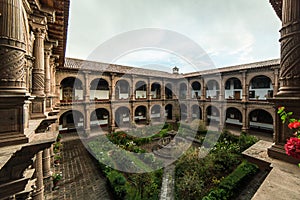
[116,80,130,100]
[90,108,110,130]
[60,77,83,102]
[59,110,84,131]
[90,78,109,100]
[249,109,273,132]
[115,107,131,128]
[134,106,147,124]
[206,105,220,125]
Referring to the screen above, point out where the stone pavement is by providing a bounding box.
[45,132,112,200]
[243,140,300,200]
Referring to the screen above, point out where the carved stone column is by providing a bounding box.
[110,73,116,101]
[44,43,52,97]
[32,151,44,200]
[0,0,30,146]
[32,27,46,96]
[30,22,47,119]
[268,0,300,164]
[44,44,52,111]
[0,0,26,94]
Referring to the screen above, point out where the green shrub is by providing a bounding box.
[202,161,259,200]
[107,170,127,199]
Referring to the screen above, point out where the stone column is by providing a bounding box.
[241,71,248,102]
[42,148,51,178]
[32,27,46,96]
[44,44,52,97]
[147,78,151,100]
[110,73,116,101]
[268,0,300,164]
[110,105,115,132]
[84,105,90,135]
[32,151,44,200]
[201,79,206,100]
[218,104,225,132]
[241,104,249,133]
[84,71,90,102]
[44,44,52,111]
[162,79,165,100]
[219,80,225,101]
[0,0,26,94]
[131,76,135,101]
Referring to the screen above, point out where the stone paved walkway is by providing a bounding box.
[159,164,175,200]
[45,132,112,200]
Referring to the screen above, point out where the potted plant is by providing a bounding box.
[54,154,62,164]
[52,172,62,189]
[56,134,62,142]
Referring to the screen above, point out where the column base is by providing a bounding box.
[268,144,300,164]
[241,127,249,134]
[31,97,46,119]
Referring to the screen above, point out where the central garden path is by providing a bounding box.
[45,132,112,200]
[160,164,176,200]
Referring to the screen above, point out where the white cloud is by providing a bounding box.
[66,0,281,70]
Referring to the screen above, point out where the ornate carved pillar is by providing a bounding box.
[32,26,46,96]
[44,43,52,111]
[268,0,300,164]
[44,43,52,97]
[32,151,44,200]
[0,0,31,146]
[0,0,26,94]
[277,0,300,97]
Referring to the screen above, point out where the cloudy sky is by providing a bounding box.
[66,0,281,73]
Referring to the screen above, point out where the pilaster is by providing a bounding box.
[269,0,300,163]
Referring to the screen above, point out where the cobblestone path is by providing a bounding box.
[45,132,112,200]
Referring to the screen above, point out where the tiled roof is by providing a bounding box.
[184,59,280,77]
[63,57,280,78]
[63,58,178,78]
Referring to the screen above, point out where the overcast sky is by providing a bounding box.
[66,0,281,73]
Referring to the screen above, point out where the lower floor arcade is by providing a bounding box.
[58,101,275,136]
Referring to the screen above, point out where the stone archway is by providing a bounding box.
[59,110,84,131]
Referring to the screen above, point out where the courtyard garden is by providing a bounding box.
[87,121,260,200]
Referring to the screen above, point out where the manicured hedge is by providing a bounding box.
[202,161,259,200]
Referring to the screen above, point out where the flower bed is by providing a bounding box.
[175,131,258,200]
